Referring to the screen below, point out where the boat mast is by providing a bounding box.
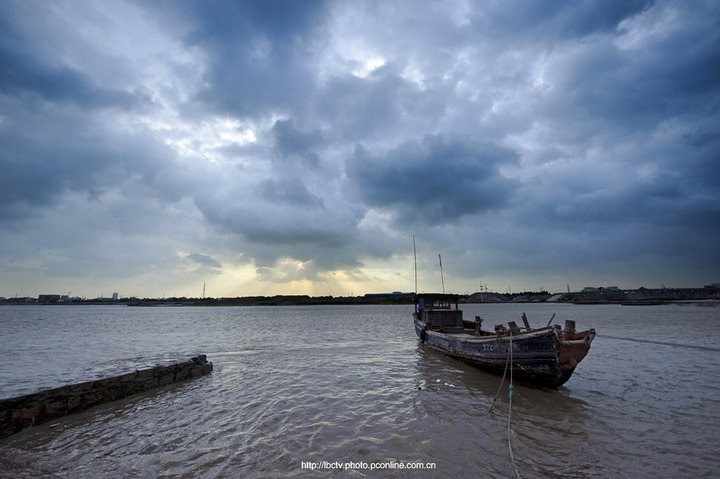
[439,254,445,294]
[413,236,419,314]
[413,235,418,297]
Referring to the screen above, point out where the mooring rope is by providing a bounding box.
[486,336,512,414]
[483,332,522,477]
[507,332,521,478]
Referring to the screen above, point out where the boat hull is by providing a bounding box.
[414,318,594,388]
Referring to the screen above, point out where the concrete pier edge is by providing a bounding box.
[0,355,213,439]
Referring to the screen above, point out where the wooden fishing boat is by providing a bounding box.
[413,293,596,388]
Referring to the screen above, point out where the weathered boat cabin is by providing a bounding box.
[415,294,464,331]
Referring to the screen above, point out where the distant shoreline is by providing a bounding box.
[2,288,718,307]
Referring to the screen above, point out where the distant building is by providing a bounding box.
[583,286,620,292]
[112,292,119,300]
[38,294,61,303]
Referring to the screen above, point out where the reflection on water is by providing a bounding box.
[0,303,719,478]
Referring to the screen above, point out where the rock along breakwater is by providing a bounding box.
[0,355,213,439]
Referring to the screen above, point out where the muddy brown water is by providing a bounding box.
[1,303,718,478]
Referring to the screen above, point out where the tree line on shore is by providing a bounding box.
[3,285,718,306]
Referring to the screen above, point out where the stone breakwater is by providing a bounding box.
[0,355,213,439]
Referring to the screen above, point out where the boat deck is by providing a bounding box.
[423,324,561,341]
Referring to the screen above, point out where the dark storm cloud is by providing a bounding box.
[346,134,519,225]
[256,178,324,208]
[1,0,719,296]
[150,0,329,118]
[185,253,221,268]
[194,188,353,251]
[0,15,140,110]
[184,253,222,277]
[316,65,417,142]
[467,0,654,43]
[0,1,182,223]
[0,103,178,220]
[536,25,720,132]
[271,119,322,167]
[0,44,138,109]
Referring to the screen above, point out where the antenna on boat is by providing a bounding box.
[439,254,445,294]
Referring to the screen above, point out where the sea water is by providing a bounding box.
[0,302,718,478]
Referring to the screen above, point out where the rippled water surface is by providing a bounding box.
[1,303,719,478]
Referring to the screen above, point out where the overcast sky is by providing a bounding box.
[1,0,718,298]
